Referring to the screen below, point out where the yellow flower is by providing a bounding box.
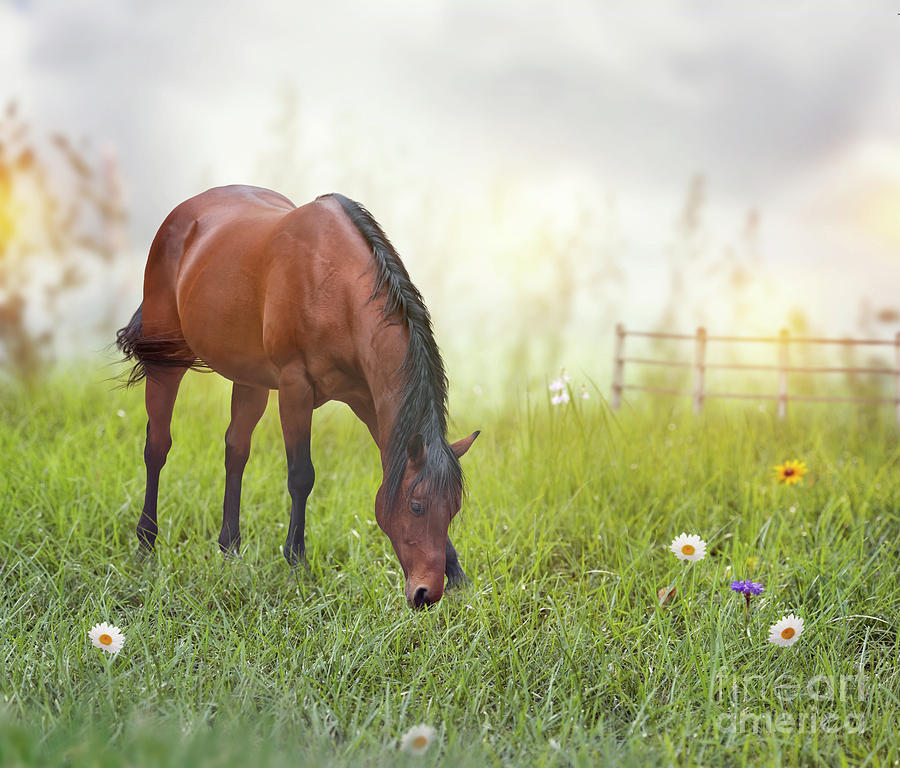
[774,460,807,485]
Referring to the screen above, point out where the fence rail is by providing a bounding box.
[610,324,900,421]
[623,330,897,345]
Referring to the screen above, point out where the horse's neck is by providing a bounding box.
[351,321,408,465]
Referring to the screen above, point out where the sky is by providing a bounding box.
[2,1,900,385]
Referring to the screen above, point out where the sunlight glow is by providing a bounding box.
[858,183,900,251]
[848,142,900,253]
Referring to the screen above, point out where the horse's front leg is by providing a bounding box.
[445,537,470,589]
[218,383,269,555]
[277,367,315,568]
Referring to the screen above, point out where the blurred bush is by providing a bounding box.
[0,100,127,382]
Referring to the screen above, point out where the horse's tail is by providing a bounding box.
[115,302,206,387]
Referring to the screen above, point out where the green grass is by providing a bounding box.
[1,368,899,767]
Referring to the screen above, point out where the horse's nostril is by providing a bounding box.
[412,586,430,609]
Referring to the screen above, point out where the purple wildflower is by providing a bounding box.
[732,579,764,633]
[730,580,764,596]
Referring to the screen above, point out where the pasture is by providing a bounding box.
[1,369,898,766]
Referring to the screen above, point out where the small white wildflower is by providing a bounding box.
[768,614,804,647]
[399,724,436,755]
[88,622,125,655]
[116,409,126,418]
[548,370,570,392]
[551,391,570,405]
[669,533,707,562]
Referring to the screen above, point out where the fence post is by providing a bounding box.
[693,326,706,414]
[894,332,900,426]
[611,323,625,410]
[777,328,789,419]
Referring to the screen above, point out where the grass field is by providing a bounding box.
[1,368,899,766]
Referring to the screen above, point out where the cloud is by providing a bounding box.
[3,0,900,343]
[382,2,900,201]
[0,4,29,92]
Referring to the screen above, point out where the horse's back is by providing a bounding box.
[141,186,372,390]
[144,185,294,298]
[147,185,295,277]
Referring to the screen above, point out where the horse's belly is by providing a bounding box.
[183,313,279,389]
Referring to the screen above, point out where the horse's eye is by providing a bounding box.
[410,501,425,516]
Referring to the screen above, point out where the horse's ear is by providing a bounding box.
[406,433,426,466]
[451,430,480,459]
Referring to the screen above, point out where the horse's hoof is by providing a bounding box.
[135,544,155,564]
[287,555,315,582]
[219,547,242,563]
[283,543,308,568]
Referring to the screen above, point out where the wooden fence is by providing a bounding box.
[610,324,900,421]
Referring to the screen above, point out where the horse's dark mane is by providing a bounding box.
[324,193,462,509]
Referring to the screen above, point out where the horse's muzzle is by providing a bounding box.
[408,583,443,609]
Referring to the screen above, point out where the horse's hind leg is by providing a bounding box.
[137,366,187,553]
[218,383,269,555]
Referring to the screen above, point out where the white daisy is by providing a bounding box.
[768,613,804,647]
[399,724,436,755]
[551,391,570,406]
[669,533,707,562]
[88,622,125,655]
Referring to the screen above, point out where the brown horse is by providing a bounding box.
[116,185,478,608]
